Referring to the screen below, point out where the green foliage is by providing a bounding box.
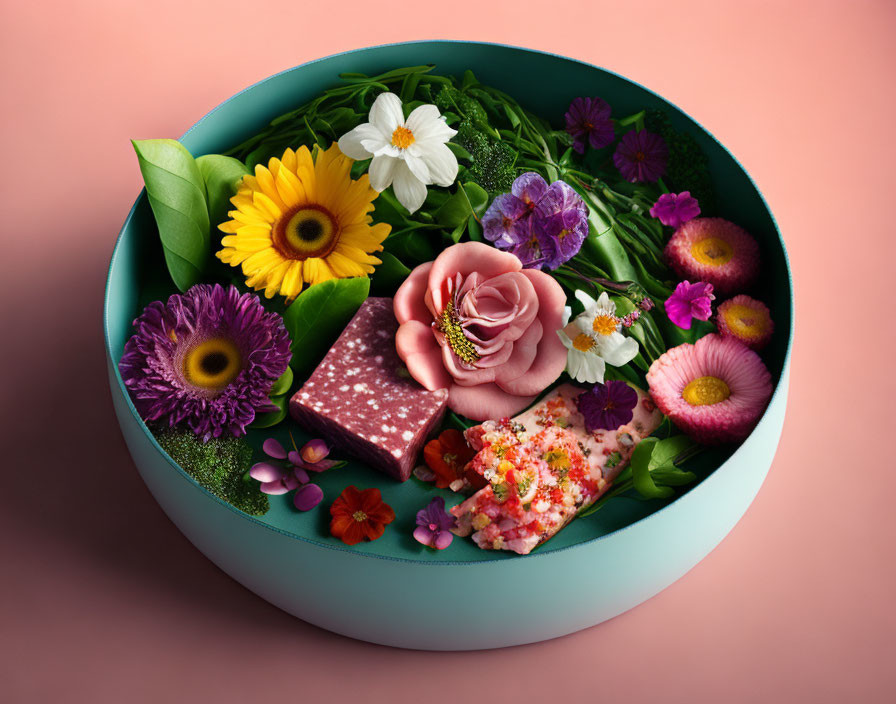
[455,119,518,193]
[249,366,294,429]
[132,139,210,292]
[282,277,370,377]
[195,154,250,232]
[645,109,715,212]
[156,428,268,516]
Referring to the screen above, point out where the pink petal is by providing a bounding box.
[494,318,542,384]
[448,382,536,421]
[393,262,434,325]
[428,242,522,313]
[262,438,287,459]
[294,483,324,511]
[414,525,435,547]
[432,530,454,550]
[249,462,285,483]
[396,320,452,390]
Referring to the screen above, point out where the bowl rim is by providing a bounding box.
[104,38,794,567]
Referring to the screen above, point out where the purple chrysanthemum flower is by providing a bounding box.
[664,280,715,330]
[575,380,639,432]
[532,180,588,269]
[413,497,457,550]
[565,96,615,154]
[650,191,701,228]
[119,284,291,441]
[613,129,669,183]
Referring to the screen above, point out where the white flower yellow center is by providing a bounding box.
[391,126,415,149]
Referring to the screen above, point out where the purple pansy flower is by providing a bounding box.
[565,96,615,154]
[119,284,291,441]
[613,129,669,183]
[650,191,701,229]
[664,281,715,330]
[576,380,639,432]
[413,497,457,550]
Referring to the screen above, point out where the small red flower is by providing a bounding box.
[423,429,476,489]
[329,486,395,546]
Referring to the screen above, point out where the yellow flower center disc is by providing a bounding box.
[722,303,769,339]
[690,237,734,266]
[572,333,596,352]
[592,314,618,336]
[275,206,338,260]
[682,375,731,406]
[352,510,368,522]
[391,126,415,149]
[183,338,242,390]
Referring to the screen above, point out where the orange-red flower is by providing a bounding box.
[423,429,476,489]
[329,486,395,546]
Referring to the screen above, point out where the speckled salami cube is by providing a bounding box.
[289,297,448,481]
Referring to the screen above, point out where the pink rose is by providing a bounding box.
[394,242,568,421]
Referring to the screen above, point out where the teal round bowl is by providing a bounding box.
[104,41,793,650]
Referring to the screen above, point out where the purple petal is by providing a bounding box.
[432,530,454,550]
[249,462,286,483]
[293,483,324,511]
[300,438,330,464]
[664,295,694,329]
[413,525,435,547]
[292,467,310,485]
[262,438,287,459]
[511,172,549,204]
[259,479,290,495]
[413,465,437,482]
[287,450,302,466]
[301,458,341,473]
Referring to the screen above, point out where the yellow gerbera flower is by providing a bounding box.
[216,143,390,300]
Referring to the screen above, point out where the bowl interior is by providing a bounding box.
[105,41,792,563]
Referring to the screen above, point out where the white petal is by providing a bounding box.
[369,155,398,192]
[596,333,639,367]
[403,152,432,185]
[406,105,457,143]
[392,160,428,214]
[369,92,404,135]
[580,355,606,384]
[595,292,616,316]
[574,289,597,310]
[372,143,401,158]
[561,306,572,327]
[337,123,379,160]
[420,142,458,187]
[557,327,572,347]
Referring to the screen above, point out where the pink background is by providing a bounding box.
[2,0,894,701]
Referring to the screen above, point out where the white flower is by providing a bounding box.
[337,92,458,214]
[556,293,639,384]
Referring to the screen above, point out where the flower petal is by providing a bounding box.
[448,382,536,421]
[406,105,456,143]
[262,438,287,459]
[336,122,380,160]
[249,462,285,483]
[403,153,432,185]
[369,154,398,192]
[596,332,640,367]
[420,142,459,187]
[392,160,428,214]
[393,261,434,324]
[294,483,324,511]
[395,320,452,390]
[369,92,404,134]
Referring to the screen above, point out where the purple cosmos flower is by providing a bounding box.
[119,284,291,441]
[576,380,639,432]
[413,497,457,550]
[664,281,715,330]
[650,191,701,228]
[532,180,588,269]
[565,96,615,154]
[613,129,669,183]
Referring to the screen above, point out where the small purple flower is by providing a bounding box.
[532,180,588,269]
[664,281,715,330]
[511,172,550,206]
[613,130,669,183]
[576,380,639,432]
[565,96,615,154]
[249,461,309,495]
[250,435,341,509]
[482,192,530,249]
[413,497,457,550]
[650,191,701,228]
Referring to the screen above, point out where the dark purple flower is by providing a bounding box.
[482,192,530,249]
[650,191,701,228]
[565,96,615,154]
[664,280,715,330]
[293,483,324,511]
[413,497,457,550]
[119,284,291,441]
[532,180,588,269]
[613,130,669,183]
[576,380,639,432]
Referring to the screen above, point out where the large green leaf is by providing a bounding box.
[370,251,412,295]
[283,277,370,377]
[196,154,250,233]
[133,139,210,291]
[629,438,675,500]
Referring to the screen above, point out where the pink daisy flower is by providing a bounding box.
[646,334,773,445]
[716,295,774,350]
[664,218,760,296]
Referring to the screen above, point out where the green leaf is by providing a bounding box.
[195,154,250,232]
[370,251,412,295]
[133,139,210,291]
[269,365,294,397]
[283,277,370,377]
[248,395,288,429]
[650,467,697,486]
[649,435,697,469]
[630,438,675,499]
[463,182,489,217]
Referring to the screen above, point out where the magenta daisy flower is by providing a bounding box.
[664,280,715,330]
[565,96,615,154]
[716,295,774,350]
[613,129,669,183]
[119,284,292,441]
[664,218,760,296]
[646,334,773,445]
[650,191,701,228]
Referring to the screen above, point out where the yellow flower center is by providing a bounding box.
[274,206,339,260]
[438,301,480,364]
[352,510,368,522]
[183,338,242,390]
[682,375,731,406]
[391,126,415,149]
[722,304,769,339]
[691,237,734,266]
[592,314,618,336]
[572,333,596,352]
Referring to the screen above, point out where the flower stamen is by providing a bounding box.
[437,301,480,364]
[391,126,415,149]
